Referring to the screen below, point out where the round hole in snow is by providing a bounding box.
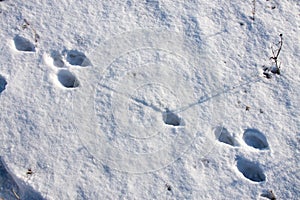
[162,108,181,126]
[57,70,79,88]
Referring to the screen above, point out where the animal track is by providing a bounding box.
[66,50,91,67]
[13,35,35,52]
[51,50,65,68]
[46,49,91,89]
[0,75,7,94]
[57,70,79,88]
[243,129,269,150]
[236,156,266,182]
[214,126,238,146]
[162,108,181,126]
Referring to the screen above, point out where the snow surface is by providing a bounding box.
[0,0,299,199]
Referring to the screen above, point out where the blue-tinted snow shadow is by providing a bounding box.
[0,75,7,94]
[0,157,45,200]
[173,76,262,114]
[181,15,203,48]
[145,0,171,27]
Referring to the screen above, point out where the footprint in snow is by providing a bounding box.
[162,108,182,126]
[13,35,35,52]
[49,49,92,68]
[243,128,269,150]
[65,49,91,67]
[214,126,239,146]
[57,69,80,88]
[236,156,266,182]
[235,129,268,182]
[50,50,65,68]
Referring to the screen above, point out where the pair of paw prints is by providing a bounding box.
[215,127,269,183]
[215,127,269,150]
[46,49,91,88]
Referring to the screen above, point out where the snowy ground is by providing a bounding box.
[0,0,299,199]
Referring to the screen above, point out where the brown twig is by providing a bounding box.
[251,0,256,21]
[270,34,283,74]
[22,19,40,43]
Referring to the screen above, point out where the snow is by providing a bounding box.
[0,0,299,199]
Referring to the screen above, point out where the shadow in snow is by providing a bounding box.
[0,156,45,200]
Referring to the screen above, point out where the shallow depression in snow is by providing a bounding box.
[57,70,80,88]
[243,129,269,150]
[214,126,238,146]
[162,108,182,126]
[13,35,35,52]
[236,156,266,182]
[51,50,65,68]
[66,50,91,67]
